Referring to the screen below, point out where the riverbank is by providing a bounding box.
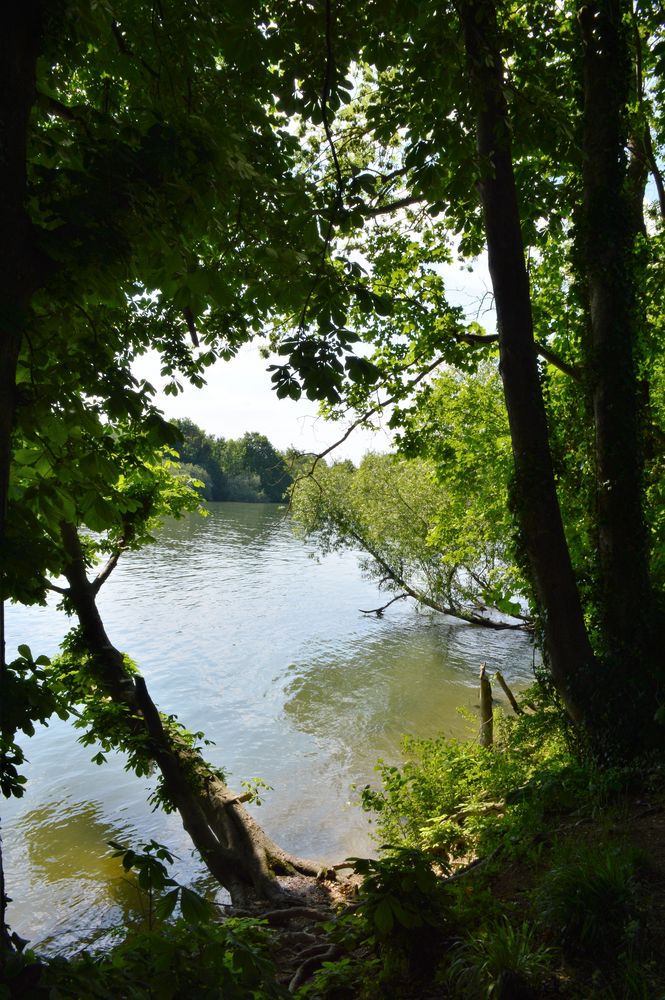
[266,694,665,998]
[4,692,665,997]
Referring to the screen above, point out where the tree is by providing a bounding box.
[4,0,665,958]
[5,0,428,938]
[218,433,292,503]
[270,0,665,755]
[175,463,214,500]
[171,420,227,500]
[171,422,293,502]
[291,368,530,627]
[283,446,326,482]
[54,523,320,906]
[7,416,321,911]
[0,0,351,947]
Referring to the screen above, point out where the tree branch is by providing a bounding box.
[182,306,199,348]
[292,333,577,501]
[644,128,665,219]
[347,525,528,630]
[360,195,424,218]
[535,340,581,380]
[36,90,94,140]
[630,9,665,221]
[37,91,79,122]
[376,165,412,185]
[111,19,159,79]
[296,354,447,481]
[289,945,342,993]
[92,529,132,594]
[296,0,344,336]
[321,0,343,196]
[91,548,125,594]
[494,670,523,714]
[455,331,582,380]
[359,593,408,616]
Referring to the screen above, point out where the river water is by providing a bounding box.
[2,502,535,952]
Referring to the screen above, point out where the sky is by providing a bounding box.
[132,256,494,464]
[132,342,393,463]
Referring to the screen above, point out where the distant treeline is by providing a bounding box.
[172,418,311,503]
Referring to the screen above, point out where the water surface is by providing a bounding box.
[3,502,535,950]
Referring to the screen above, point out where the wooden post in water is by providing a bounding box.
[479,663,493,748]
[494,670,523,715]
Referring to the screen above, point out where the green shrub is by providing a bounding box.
[444,918,553,999]
[108,838,214,930]
[295,955,382,1000]
[40,917,285,999]
[537,841,643,960]
[360,688,576,861]
[296,847,450,996]
[350,847,449,968]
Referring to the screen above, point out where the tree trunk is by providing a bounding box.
[59,524,319,907]
[0,1,42,577]
[579,0,664,744]
[478,665,493,748]
[459,0,596,724]
[0,837,8,962]
[0,2,43,959]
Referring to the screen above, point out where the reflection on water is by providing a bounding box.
[283,614,534,757]
[3,502,536,950]
[9,800,138,954]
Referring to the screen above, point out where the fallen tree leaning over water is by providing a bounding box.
[290,448,532,632]
[52,522,321,907]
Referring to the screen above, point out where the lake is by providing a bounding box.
[2,502,536,952]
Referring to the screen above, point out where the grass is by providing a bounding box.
[444,918,554,998]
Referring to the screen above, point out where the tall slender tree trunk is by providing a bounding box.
[59,524,319,907]
[579,0,664,740]
[459,0,596,725]
[0,3,43,959]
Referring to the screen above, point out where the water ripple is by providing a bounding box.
[4,502,536,947]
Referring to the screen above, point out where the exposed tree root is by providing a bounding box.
[249,906,332,926]
[289,945,342,993]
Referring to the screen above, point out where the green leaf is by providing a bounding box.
[121,850,136,871]
[13,449,38,466]
[179,886,214,924]
[154,887,180,921]
[345,356,381,385]
[373,898,394,936]
[394,894,423,928]
[372,295,393,317]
